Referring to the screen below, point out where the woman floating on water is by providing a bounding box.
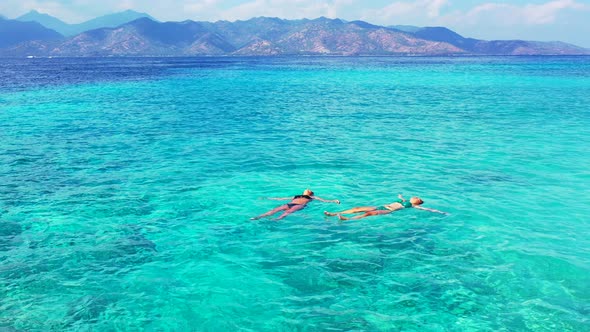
[324,194,447,220]
[251,189,340,221]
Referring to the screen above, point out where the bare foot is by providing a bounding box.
[324,211,337,216]
[338,214,348,221]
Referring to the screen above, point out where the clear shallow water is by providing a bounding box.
[1,56,589,331]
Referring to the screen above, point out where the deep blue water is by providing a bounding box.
[1,56,589,331]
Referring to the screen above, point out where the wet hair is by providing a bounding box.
[411,197,424,205]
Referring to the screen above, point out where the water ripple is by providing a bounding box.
[0,56,589,331]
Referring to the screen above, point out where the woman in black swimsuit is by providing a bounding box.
[251,189,340,221]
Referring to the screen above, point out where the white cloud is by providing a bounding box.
[114,0,137,12]
[426,0,447,17]
[455,0,589,26]
[219,0,354,21]
[184,0,221,19]
[360,0,449,24]
[360,0,590,27]
[522,0,588,24]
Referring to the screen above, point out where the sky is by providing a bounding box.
[1,0,589,47]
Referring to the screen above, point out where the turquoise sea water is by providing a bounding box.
[1,56,589,331]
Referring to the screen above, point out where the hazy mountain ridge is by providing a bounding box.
[0,17,62,48]
[1,15,588,56]
[398,26,588,55]
[15,9,155,36]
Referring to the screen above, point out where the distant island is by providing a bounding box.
[1,10,588,57]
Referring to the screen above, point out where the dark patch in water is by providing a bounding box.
[259,256,305,270]
[87,226,159,270]
[0,221,22,238]
[117,232,157,254]
[34,226,158,277]
[0,221,22,251]
[66,295,111,325]
[9,156,43,166]
[282,266,338,295]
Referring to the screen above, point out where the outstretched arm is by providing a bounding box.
[312,196,340,204]
[414,206,448,215]
[398,194,405,202]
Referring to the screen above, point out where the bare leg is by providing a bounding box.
[251,204,289,220]
[324,206,377,216]
[273,204,306,221]
[338,210,392,220]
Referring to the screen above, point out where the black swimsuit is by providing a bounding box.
[287,195,312,208]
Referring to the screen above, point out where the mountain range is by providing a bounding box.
[1,11,588,57]
[0,17,62,49]
[15,9,155,36]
